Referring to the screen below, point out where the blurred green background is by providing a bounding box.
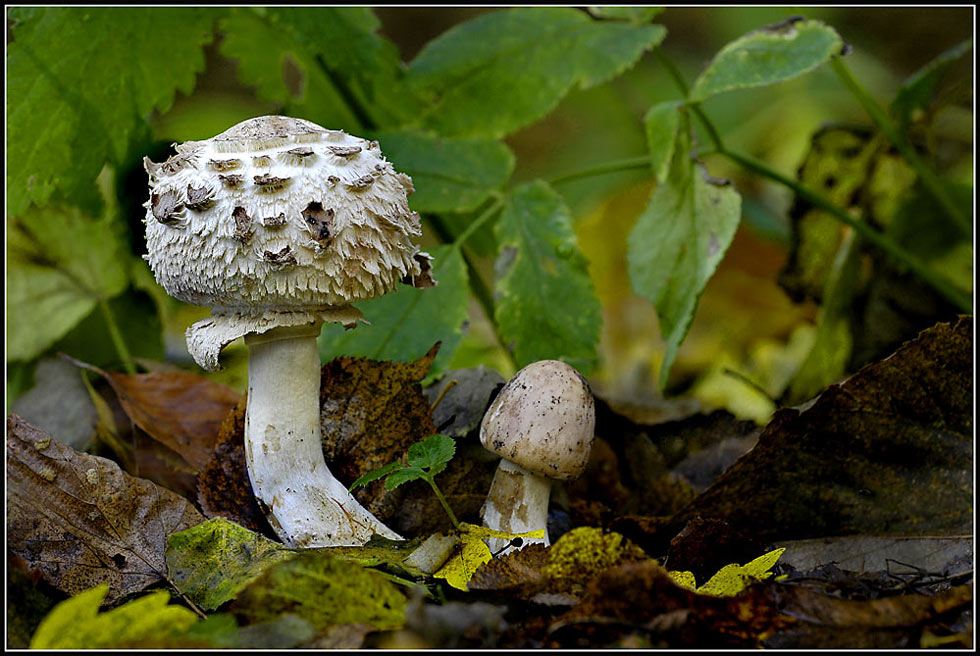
[7,6,973,424]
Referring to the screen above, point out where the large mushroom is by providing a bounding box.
[479,360,595,554]
[143,115,433,547]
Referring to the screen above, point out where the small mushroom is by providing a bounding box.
[142,115,435,548]
[479,360,595,555]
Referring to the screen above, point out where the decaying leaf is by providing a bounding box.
[613,317,973,554]
[433,523,547,591]
[166,517,298,611]
[775,535,973,574]
[6,414,205,604]
[29,585,198,649]
[668,548,786,597]
[229,550,408,635]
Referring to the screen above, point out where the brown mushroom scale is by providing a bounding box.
[143,115,434,547]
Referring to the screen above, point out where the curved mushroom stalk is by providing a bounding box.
[244,323,400,547]
[481,459,551,555]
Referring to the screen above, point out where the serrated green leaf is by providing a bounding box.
[890,39,973,127]
[7,207,130,362]
[30,585,198,649]
[220,7,420,130]
[166,518,298,611]
[588,7,665,24]
[689,18,843,102]
[385,466,428,491]
[7,7,216,216]
[377,130,515,213]
[407,7,666,138]
[494,182,602,374]
[627,123,742,389]
[318,245,469,378]
[350,462,404,491]
[231,550,407,632]
[406,434,456,476]
[644,100,682,184]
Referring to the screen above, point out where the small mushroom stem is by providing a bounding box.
[243,322,401,547]
[480,458,551,555]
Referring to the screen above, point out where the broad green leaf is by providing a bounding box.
[30,585,197,649]
[433,523,546,591]
[231,550,407,632]
[219,7,420,130]
[644,100,682,184]
[6,7,216,216]
[689,18,843,102]
[7,206,130,362]
[406,434,456,476]
[350,462,404,491]
[377,130,515,213]
[318,245,470,377]
[890,39,973,127]
[166,518,298,611]
[588,7,665,24]
[627,123,742,389]
[407,7,666,138]
[494,182,603,374]
[384,466,428,490]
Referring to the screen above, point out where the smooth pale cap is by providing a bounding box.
[480,360,595,480]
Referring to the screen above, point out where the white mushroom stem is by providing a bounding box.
[481,458,552,555]
[243,322,401,547]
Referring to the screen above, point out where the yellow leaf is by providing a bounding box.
[667,570,697,591]
[432,523,545,591]
[541,527,647,579]
[687,547,786,597]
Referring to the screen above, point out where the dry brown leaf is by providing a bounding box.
[6,414,205,605]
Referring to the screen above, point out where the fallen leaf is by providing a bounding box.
[229,550,408,634]
[670,548,786,597]
[166,517,298,611]
[433,523,546,591]
[664,517,764,584]
[10,357,98,451]
[6,414,205,604]
[423,366,506,437]
[776,535,974,576]
[613,317,972,554]
[29,585,198,649]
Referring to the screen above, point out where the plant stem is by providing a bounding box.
[721,148,972,312]
[453,197,504,247]
[548,156,651,186]
[98,299,136,374]
[426,476,460,530]
[829,57,971,236]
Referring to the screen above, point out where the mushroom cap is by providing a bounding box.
[143,115,432,314]
[480,360,595,481]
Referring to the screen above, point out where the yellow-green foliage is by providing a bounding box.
[541,527,647,579]
[30,585,198,649]
[667,547,786,597]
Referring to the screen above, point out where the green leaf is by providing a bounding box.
[588,6,665,24]
[30,585,198,649]
[407,7,666,138]
[349,462,404,491]
[406,434,456,476]
[377,130,514,213]
[166,518,298,611]
[318,245,470,378]
[689,17,843,102]
[890,39,973,127]
[6,7,216,216]
[219,7,420,130]
[230,550,407,633]
[644,101,682,184]
[385,467,428,491]
[494,182,603,374]
[627,123,742,389]
[7,207,130,362]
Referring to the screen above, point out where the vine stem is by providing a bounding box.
[98,299,137,374]
[548,156,650,185]
[829,57,971,236]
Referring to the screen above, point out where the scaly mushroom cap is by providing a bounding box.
[480,360,595,480]
[143,115,431,310]
[143,115,434,370]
